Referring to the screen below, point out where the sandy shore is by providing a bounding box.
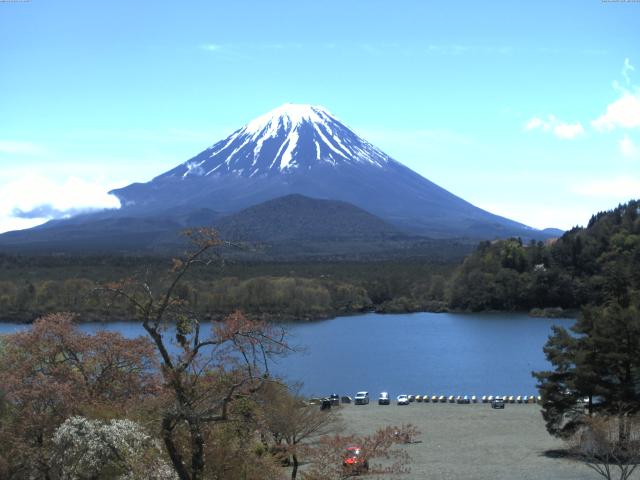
[335,401,600,480]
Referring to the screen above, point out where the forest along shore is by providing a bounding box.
[1,199,638,324]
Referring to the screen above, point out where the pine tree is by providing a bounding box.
[534,302,640,438]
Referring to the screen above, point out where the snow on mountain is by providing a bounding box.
[168,104,393,180]
[107,103,554,240]
[0,103,561,253]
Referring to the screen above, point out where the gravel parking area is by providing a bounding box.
[336,402,601,480]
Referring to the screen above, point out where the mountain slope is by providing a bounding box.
[0,104,557,255]
[111,104,544,240]
[0,208,220,254]
[215,194,401,242]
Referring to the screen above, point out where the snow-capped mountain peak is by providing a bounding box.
[107,103,550,242]
[243,103,337,136]
[174,104,393,179]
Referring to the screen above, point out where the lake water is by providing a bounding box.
[0,312,573,398]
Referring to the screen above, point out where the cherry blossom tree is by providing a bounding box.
[0,313,159,478]
[51,416,176,480]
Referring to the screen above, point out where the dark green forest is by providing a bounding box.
[1,200,639,323]
[449,200,640,313]
[0,255,454,322]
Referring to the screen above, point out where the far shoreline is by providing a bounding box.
[0,307,577,326]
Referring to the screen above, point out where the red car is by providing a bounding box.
[342,445,369,474]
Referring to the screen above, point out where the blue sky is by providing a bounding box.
[1,0,639,233]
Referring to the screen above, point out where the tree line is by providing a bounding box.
[0,262,453,323]
[0,229,417,479]
[529,201,640,480]
[449,200,640,313]
[2,201,640,324]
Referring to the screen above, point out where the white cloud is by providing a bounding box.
[0,140,44,155]
[0,216,48,235]
[620,135,639,158]
[591,92,640,131]
[553,122,585,140]
[524,115,585,140]
[571,176,640,199]
[525,117,545,130]
[0,175,121,233]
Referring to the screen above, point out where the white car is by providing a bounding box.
[378,392,390,405]
[354,391,369,405]
[397,394,410,405]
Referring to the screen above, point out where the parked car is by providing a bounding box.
[491,398,505,409]
[329,393,340,406]
[378,392,390,405]
[408,395,416,402]
[342,445,369,473]
[397,394,410,405]
[354,391,369,405]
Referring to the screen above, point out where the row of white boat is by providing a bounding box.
[407,395,542,404]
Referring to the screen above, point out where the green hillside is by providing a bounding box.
[449,200,640,312]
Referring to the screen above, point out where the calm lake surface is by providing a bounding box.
[0,312,573,398]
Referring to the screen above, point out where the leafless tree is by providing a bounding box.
[103,228,291,480]
[259,383,341,479]
[572,414,640,480]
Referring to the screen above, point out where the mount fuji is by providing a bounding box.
[0,104,556,254]
[112,103,542,239]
